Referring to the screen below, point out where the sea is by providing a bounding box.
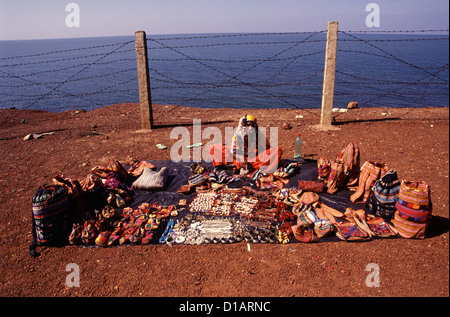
[0,32,448,112]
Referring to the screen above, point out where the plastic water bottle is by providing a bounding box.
[294,133,303,158]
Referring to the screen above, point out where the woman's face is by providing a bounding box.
[246,121,255,128]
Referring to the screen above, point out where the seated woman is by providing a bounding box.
[209,114,282,174]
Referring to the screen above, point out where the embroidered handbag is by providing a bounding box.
[347,208,398,238]
[334,221,372,242]
[362,217,398,238]
[297,207,319,226]
[314,219,334,238]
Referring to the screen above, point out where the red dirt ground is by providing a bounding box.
[0,103,448,298]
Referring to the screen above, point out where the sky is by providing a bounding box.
[0,0,448,40]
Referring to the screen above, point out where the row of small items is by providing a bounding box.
[188,190,260,217]
[68,202,177,247]
[164,214,281,245]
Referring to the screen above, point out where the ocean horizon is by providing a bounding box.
[0,32,448,112]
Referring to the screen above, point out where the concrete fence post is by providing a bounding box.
[320,21,339,126]
[135,31,154,130]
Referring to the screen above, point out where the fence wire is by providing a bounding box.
[334,30,449,109]
[0,30,448,114]
[0,39,138,111]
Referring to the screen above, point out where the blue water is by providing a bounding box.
[0,32,448,112]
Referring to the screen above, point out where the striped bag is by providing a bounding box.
[297,207,319,226]
[188,173,206,187]
[367,169,400,219]
[326,160,347,194]
[30,185,71,257]
[300,191,320,205]
[350,161,389,204]
[393,180,432,239]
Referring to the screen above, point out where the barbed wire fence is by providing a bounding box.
[0,39,139,112]
[0,27,448,127]
[147,31,325,119]
[334,29,449,115]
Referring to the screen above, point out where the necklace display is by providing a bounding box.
[167,188,282,245]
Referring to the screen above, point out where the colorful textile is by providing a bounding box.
[314,219,334,238]
[317,157,331,181]
[209,144,283,173]
[350,161,389,204]
[365,217,398,238]
[336,142,360,187]
[292,224,319,243]
[300,192,320,205]
[31,185,70,245]
[326,161,347,194]
[368,169,400,218]
[334,221,371,241]
[297,208,319,226]
[393,180,432,239]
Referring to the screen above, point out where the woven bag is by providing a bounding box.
[29,184,71,257]
[326,160,347,194]
[314,218,334,238]
[80,173,106,211]
[350,161,389,203]
[291,224,319,243]
[367,169,400,218]
[107,160,128,182]
[297,208,319,226]
[361,217,398,238]
[334,221,372,242]
[336,142,360,187]
[317,157,331,181]
[393,180,432,239]
[300,191,320,205]
[53,174,85,222]
[133,167,169,190]
[188,173,206,187]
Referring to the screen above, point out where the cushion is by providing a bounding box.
[132,167,168,190]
